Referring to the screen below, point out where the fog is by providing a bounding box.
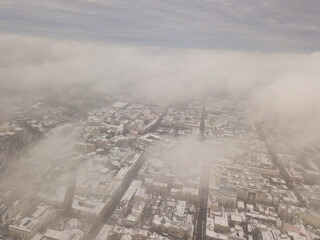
[1,34,320,146]
[1,30,320,239]
[0,124,80,199]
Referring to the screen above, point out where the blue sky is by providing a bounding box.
[1,0,320,52]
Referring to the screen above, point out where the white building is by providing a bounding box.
[9,205,56,239]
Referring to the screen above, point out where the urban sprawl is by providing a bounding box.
[0,95,320,240]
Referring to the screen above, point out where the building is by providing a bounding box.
[9,205,56,240]
[71,195,109,218]
[36,185,68,208]
[214,216,228,233]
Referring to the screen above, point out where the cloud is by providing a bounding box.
[1,0,320,51]
[1,34,320,145]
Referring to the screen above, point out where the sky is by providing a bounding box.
[1,0,320,52]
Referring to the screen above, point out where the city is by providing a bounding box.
[1,1,320,239]
[0,94,319,240]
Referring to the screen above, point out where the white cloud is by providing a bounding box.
[1,34,320,145]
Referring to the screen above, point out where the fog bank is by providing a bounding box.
[1,34,320,145]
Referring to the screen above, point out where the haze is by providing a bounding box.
[1,1,320,240]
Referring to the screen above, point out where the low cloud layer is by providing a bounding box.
[1,34,320,145]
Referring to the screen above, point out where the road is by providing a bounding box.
[193,98,210,240]
[84,154,146,240]
[257,125,305,207]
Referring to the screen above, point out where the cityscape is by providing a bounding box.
[1,0,320,240]
[0,93,319,240]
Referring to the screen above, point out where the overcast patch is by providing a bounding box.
[1,0,320,52]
